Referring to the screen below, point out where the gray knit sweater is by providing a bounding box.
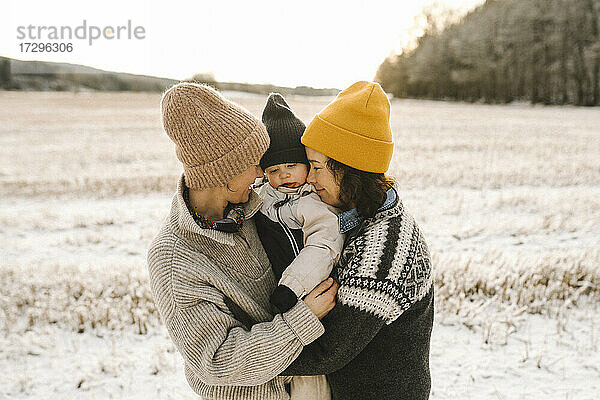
[147,175,325,400]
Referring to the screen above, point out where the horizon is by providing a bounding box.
[2,0,485,89]
[2,55,343,89]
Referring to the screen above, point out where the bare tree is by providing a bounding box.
[376,0,600,106]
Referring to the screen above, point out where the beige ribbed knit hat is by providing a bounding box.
[161,83,270,190]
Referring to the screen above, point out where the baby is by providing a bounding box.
[254,93,343,400]
[255,93,344,312]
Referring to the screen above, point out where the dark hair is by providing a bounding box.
[326,158,395,218]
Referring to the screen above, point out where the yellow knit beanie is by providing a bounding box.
[301,81,393,173]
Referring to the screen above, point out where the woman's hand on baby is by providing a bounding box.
[304,278,338,319]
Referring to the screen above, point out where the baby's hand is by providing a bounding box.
[270,285,298,313]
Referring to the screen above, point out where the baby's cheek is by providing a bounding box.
[298,170,310,183]
[267,175,281,188]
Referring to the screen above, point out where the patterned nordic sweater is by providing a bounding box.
[282,188,435,400]
[147,175,325,400]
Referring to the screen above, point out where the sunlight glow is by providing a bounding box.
[2,0,485,88]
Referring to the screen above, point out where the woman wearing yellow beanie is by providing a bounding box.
[280,81,434,400]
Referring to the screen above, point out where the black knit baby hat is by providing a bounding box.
[259,93,309,170]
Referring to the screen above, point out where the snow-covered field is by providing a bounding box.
[1,91,599,399]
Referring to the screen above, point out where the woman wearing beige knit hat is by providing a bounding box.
[147,82,337,400]
[279,81,434,400]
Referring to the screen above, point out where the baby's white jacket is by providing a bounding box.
[256,181,344,297]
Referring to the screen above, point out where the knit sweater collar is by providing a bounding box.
[173,174,263,245]
[338,185,399,234]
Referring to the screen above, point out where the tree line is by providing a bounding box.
[376,0,600,106]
